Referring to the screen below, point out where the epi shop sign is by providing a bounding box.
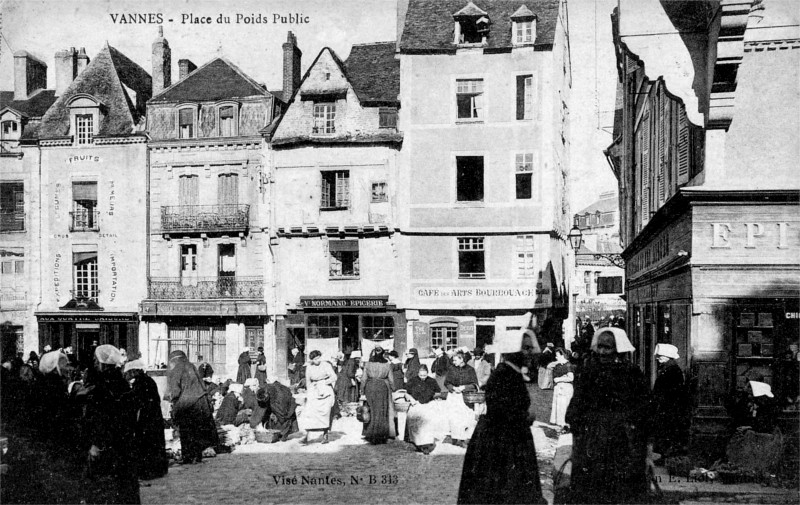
[710,222,792,249]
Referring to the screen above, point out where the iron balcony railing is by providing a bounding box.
[161,204,250,234]
[70,210,100,232]
[0,211,25,232]
[148,276,264,300]
[69,289,99,302]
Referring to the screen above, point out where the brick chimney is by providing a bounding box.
[178,59,197,81]
[76,47,90,74]
[282,32,302,102]
[14,51,47,100]
[54,47,77,96]
[152,26,171,96]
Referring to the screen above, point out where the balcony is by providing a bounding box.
[0,290,26,310]
[161,205,250,234]
[0,211,25,232]
[70,210,99,232]
[148,276,263,300]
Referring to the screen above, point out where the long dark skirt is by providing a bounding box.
[134,410,168,480]
[363,378,392,444]
[457,415,545,504]
[174,399,218,461]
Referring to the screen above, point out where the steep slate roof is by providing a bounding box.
[38,44,151,138]
[150,58,271,104]
[400,0,560,53]
[0,89,58,118]
[343,42,400,105]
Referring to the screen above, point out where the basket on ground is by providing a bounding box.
[255,429,282,444]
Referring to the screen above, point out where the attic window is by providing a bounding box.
[67,95,102,146]
[511,6,537,45]
[1,120,19,141]
[453,2,490,45]
[516,21,534,43]
[178,107,195,139]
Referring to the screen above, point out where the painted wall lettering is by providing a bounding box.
[66,155,101,163]
[54,183,61,213]
[711,222,792,249]
[109,253,118,302]
[53,252,61,301]
[108,180,115,216]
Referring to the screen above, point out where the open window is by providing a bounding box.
[178,107,196,139]
[456,79,484,121]
[321,170,350,209]
[329,239,359,279]
[456,156,484,202]
[516,75,534,120]
[1,119,20,141]
[73,251,98,301]
[71,181,98,232]
[453,2,490,45]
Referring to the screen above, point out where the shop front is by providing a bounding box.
[36,312,139,366]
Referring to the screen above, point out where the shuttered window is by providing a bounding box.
[516,235,535,278]
[217,173,238,206]
[677,107,690,185]
[179,108,195,138]
[219,106,235,137]
[178,175,199,207]
[640,111,650,228]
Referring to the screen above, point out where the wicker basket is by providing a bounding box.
[394,401,411,413]
[463,391,486,403]
[255,429,282,444]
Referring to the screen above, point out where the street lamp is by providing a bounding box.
[567,224,625,268]
[567,224,583,251]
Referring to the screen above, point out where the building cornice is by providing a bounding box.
[148,136,263,152]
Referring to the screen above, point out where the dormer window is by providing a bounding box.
[453,2,489,45]
[511,5,537,46]
[516,21,533,43]
[67,94,102,146]
[1,120,19,141]
[219,106,235,136]
[178,107,195,139]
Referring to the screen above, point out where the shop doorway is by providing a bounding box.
[77,327,100,367]
[476,325,494,350]
[342,315,359,354]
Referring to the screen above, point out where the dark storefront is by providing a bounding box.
[36,312,138,364]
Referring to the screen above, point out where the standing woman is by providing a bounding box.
[82,345,140,504]
[565,327,650,504]
[549,348,574,430]
[458,314,545,504]
[123,359,168,480]
[335,350,361,408]
[404,348,421,384]
[254,346,268,386]
[362,347,397,444]
[444,350,479,447]
[166,350,218,464]
[431,347,450,391]
[236,347,252,383]
[298,350,337,444]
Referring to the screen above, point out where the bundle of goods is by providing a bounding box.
[255,429,282,444]
[342,402,360,417]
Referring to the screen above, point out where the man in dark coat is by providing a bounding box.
[167,350,218,464]
[124,360,168,480]
[236,347,252,383]
[649,344,690,458]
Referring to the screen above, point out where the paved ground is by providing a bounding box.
[142,387,559,505]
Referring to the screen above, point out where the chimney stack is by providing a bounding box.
[14,51,48,100]
[54,47,77,96]
[178,59,197,81]
[76,47,90,74]
[282,32,302,102]
[152,26,171,96]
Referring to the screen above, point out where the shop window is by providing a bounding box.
[379,107,397,129]
[165,326,226,370]
[329,239,359,279]
[516,75,533,120]
[0,182,24,232]
[515,153,533,199]
[458,237,485,279]
[597,276,623,294]
[456,156,484,202]
[71,182,98,232]
[312,102,336,135]
[219,105,236,137]
[516,234,535,278]
[307,314,340,340]
[431,323,459,352]
[321,170,350,209]
[456,79,484,120]
[178,108,195,139]
[371,182,388,203]
[73,252,98,301]
[362,315,394,341]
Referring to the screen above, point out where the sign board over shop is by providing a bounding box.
[36,313,137,323]
[413,287,546,299]
[299,297,388,309]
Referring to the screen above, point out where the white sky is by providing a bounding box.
[0,0,619,211]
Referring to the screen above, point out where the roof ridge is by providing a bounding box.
[149,56,271,103]
[105,45,139,131]
[351,41,398,46]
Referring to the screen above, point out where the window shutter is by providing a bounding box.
[657,92,666,207]
[677,106,690,185]
[218,174,239,206]
[179,108,193,125]
[72,182,97,201]
[335,172,349,207]
[516,75,526,120]
[413,322,432,358]
[641,111,650,227]
[320,173,330,208]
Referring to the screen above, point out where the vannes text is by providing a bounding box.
[109,13,310,25]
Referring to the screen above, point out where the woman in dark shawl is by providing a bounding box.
[444,350,479,447]
[362,347,396,444]
[254,347,268,386]
[387,350,405,389]
[458,318,545,504]
[236,347,252,384]
[404,348,422,383]
[565,327,650,504]
[123,360,168,480]
[648,343,690,458]
[334,350,361,406]
[262,378,300,440]
[167,350,218,464]
[83,344,140,504]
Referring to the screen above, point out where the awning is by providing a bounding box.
[329,240,358,252]
[72,181,97,200]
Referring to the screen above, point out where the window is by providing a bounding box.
[597,276,623,294]
[329,240,359,278]
[219,106,235,137]
[217,173,239,206]
[456,79,484,120]
[458,237,485,279]
[456,156,484,202]
[307,315,340,340]
[312,103,336,135]
[180,244,198,279]
[165,326,227,371]
[72,182,98,231]
[379,107,398,129]
[1,120,19,139]
[75,114,93,145]
[516,235,535,278]
[321,170,350,209]
[431,323,459,351]
[516,21,534,44]
[455,17,488,44]
[583,271,591,295]
[371,182,387,203]
[178,108,195,139]
[178,175,199,207]
[0,182,24,232]
[515,153,533,199]
[73,252,98,301]
[516,75,533,120]
[362,315,394,341]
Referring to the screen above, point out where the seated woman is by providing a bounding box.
[444,350,479,448]
[405,365,444,454]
